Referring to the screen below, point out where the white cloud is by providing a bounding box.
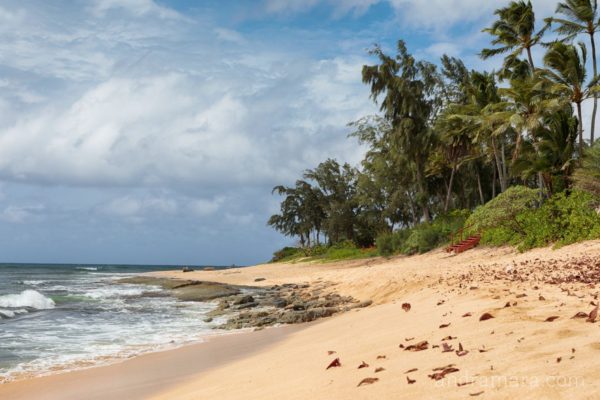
[92,0,182,19]
[0,204,44,223]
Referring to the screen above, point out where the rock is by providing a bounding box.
[172,282,240,302]
[234,295,255,305]
[237,302,258,310]
[182,267,194,272]
[352,300,373,309]
[254,278,266,282]
[203,317,213,323]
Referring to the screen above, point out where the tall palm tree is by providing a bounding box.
[547,0,600,143]
[541,42,595,157]
[481,1,548,72]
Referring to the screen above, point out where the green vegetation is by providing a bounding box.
[268,1,600,261]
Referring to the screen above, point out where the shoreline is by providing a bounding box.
[4,240,600,399]
[0,323,306,400]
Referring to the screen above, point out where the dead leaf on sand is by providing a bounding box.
[406,376,416,384]
[326,358,341,369]
[456,342,469,357]
[439,323,451,329]
[470,391,484,397]
[442,342,454,353]
[441,335,456,341]
[462,312,472,317]
[358,361,369,369]
[429,366,459,380]
[572,312,588,319]
[402,303,411,312]
[458,381,474,387]
[405,337,415,341]
[405,341,429,352]
[545,316,559,322]
[376,355,386,359]
[375,367,385,373]
[327,350,336,355]
[357,377,379,387]
[479,313,494,321]
[405,368,418,374]
[587,305,598,323]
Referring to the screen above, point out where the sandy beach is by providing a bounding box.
[4,241,600,399]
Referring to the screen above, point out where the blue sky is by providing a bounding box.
[0,0,581,265]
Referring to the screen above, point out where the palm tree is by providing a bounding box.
[547,0,600,143]
[481,1,548,72]
[541,42,595,157]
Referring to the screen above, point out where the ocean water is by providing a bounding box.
[0,263,233,382]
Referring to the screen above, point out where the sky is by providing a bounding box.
[0,0,589,265]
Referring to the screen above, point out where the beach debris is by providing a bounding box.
[357,377,379,387]
[398,344,404,349]
[439,323,451,329]
[376,355,386,359]
[504,302,511,308]
[375,367,385,373]
[539,295,546,301]
[572,348,576,354]
[470,391,485,397]
[327,350,336,355]
[405,337,415,341]
[405,340,429,352]
[572,312,588,319]
[587,305,598,323]
[458,381,474,387]
[516,293,527,298]
[437,300,445,306]
[441,335,456,341]
[456,342,469,357]
[326,358,341,369]
[428,365,459,380]
[406,376,416,384]
[479,313,494,321]
[462,312,472,317]
[402,303,411,312]
[442,342,454,353]
[557,357,562,363]
[254,277,266,282]
[358,361,369,369]
[545,316,560,322]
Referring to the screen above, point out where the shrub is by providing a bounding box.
[375,209,471,256]
[465,186,539,235]
[519,190,600,250]
[271,247,304,262]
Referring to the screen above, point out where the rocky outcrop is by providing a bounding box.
[119,276,371,330]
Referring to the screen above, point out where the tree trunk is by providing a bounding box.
[492,162,497,198]
[444,165,456,212]
[578,101,584,160]
[492,137,507,192]
[476,167,484,205]
[526,46,535,71]
[591,32,598,143]
[414,158,430,222]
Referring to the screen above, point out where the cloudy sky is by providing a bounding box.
[0,0,586,265]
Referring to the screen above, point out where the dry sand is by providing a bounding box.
[4,240,600,399]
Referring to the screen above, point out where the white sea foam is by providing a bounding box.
[0,308,28,318]
[0,290,55,309]
[76,267,98,271]
[23,280,45,286]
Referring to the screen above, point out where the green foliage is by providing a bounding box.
[270,247,304,263]
[465,186,539,235]
[376,210,470,256]
[519,190,600,250]
[574,141,600,197]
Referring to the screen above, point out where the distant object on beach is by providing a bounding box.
[203,267,215,271]
[182,267,194,272]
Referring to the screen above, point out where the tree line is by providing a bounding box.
[269,0,600,249]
